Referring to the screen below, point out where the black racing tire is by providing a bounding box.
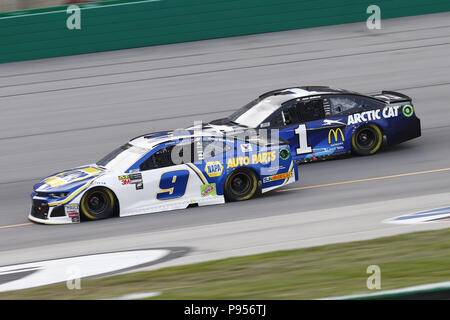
[351,124,383,156]
[80,187,118,221]
[224,168,259,202]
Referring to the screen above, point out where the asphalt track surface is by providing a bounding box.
[0,12,450,269]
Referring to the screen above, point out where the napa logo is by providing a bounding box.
[205,161,223,178]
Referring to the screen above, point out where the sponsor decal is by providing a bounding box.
[328,128,345,144]
[240,143,253,153]
[347,106,401,125]
[71,217,80,223]
[279,148,290,160]
[43,168,101,189]
[118,173,143,188]
[200,183,217,197]
[65,203,79,218]
[402,104,414,117]
[129,173,142,183]
[205,161,224,178]
[263,172,292,183]
[43,177,66,188]
[227,151,276,169]
[323,119,346,126]
[79,167,101,175]
[121,179,131,185]
[135,182,144,190]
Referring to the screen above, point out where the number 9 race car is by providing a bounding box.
[209,86,421,161]
[29,131,298,224]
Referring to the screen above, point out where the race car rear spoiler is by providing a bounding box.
[371,91,412,104]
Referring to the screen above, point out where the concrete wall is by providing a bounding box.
[1,0,449,64]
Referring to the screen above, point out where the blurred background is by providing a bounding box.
[0,0,102,12]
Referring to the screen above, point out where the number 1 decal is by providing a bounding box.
[295,124,312,155]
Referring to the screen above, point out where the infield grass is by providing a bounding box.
[1,227,450,299]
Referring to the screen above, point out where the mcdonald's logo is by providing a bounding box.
[328,128,345,144]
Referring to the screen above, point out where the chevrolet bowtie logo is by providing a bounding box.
[328,128,345,144]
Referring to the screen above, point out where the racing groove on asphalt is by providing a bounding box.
[0,12,449,266]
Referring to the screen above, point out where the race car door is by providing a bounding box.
[295,97,347,160]
[121,142,205,216]
[266,97,336,161]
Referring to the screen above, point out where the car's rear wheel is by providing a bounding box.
[351,124,383,156]
[224,169,259,202]
[80,187,117,221]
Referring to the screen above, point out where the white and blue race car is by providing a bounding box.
[29,130,298,224]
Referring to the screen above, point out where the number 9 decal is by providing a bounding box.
[156,170,190,201]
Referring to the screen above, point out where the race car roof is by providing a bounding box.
[258,86,356,103]
[128,126,281,150]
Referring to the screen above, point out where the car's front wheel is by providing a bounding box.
[224,168,259,202]
[80,187,118,221]
[351,124,383,156]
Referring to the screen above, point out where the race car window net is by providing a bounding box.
[96,143,149,172]
[296,99,325,122]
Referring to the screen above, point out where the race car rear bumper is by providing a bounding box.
[387,116,421,146]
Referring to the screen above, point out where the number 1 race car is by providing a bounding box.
[209,86,421,161]
[29,131,297,224]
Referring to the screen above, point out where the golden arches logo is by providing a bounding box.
[328,128,345,144]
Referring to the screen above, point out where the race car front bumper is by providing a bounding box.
[28,198,80,224]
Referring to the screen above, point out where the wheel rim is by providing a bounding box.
[356,129,377,150]
[230,173,251,196]
[86,191,108,215]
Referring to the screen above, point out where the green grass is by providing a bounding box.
[2,228,450,300]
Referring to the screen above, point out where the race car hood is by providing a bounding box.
[33,165,105,193]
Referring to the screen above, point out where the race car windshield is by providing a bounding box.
[229,98,279,127]
[96,143,149,172]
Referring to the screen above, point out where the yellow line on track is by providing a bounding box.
[1,168,449,230]
[0,222,33,230]
[275,167,450,193]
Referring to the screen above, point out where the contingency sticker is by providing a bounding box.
[263,172,292,183]
[200,183,217,197]
[65,204,80,222]
[119,173,144,190]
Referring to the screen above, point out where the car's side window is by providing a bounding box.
[201,139,232,160]
[296,98,325,122]
[140,145,177,171]
[269,111,284,127]
[282,103,301,125]
[326,95,361,116]
[326,95,383,117]
[140,142,198,171]
[265,97,325,127]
